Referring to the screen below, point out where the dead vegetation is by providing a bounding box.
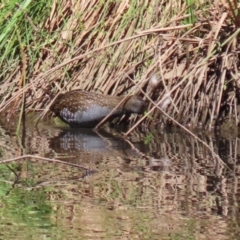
[0,0,240,131]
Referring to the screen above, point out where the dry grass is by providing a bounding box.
[0,0,240,131]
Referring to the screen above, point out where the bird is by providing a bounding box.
[50,90,146,128]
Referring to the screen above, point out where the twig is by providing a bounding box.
[0,154,90,170]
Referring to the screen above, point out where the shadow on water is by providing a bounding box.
[0,114,240,239]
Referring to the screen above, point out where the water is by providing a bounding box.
[0,114,239,239]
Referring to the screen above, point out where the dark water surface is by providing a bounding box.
[0,115,239,240]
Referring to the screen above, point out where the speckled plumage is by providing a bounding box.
[51,90,146,128]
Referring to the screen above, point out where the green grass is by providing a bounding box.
[0,1,53,65]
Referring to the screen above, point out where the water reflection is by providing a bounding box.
[47,128,150,176]
[0,114,240,239]
[49,128,143,155]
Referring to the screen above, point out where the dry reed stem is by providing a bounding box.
[0,0,239,131]
[0,154,89,170]
[124,79,228,169]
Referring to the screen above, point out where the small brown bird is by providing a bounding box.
[51,90,146,128]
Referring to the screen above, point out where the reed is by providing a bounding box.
[0,0,239,130]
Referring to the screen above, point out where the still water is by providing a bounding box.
[0,115,239,239]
